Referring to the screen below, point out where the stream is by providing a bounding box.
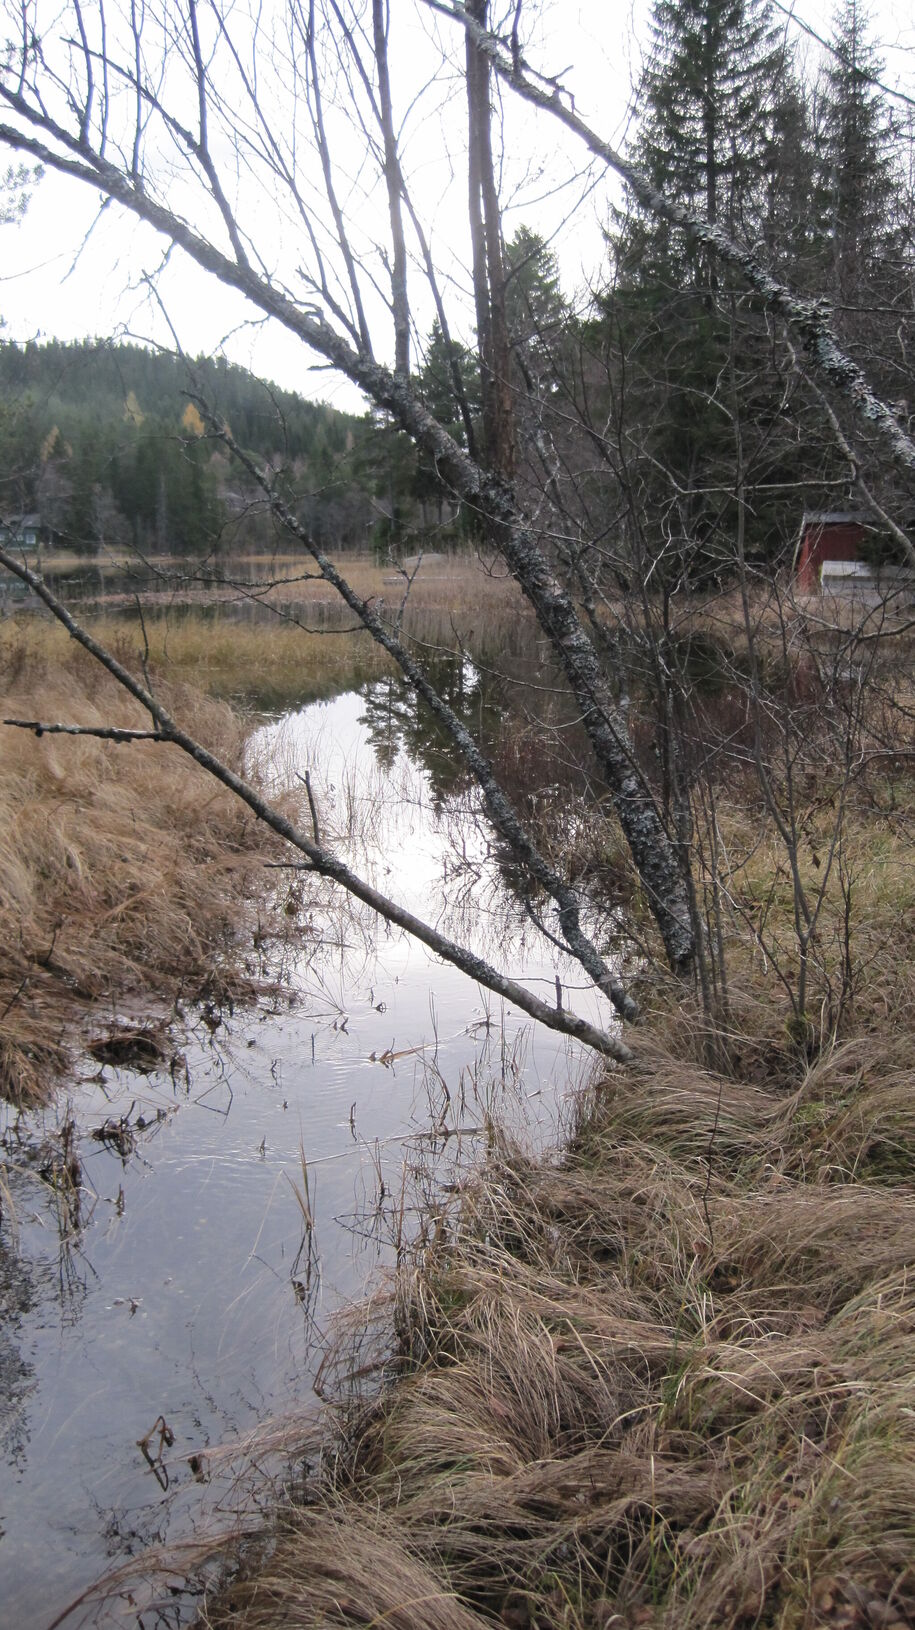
[0,678,618,1629]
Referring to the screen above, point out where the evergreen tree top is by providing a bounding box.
[639,0,788,218]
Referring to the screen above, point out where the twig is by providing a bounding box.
[299,768,321,846]
[3,718,173,742]
[701,1075,724,1251]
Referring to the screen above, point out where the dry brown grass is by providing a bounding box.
[6,549,534,705]
[0,626,292,1105]
[83,548,527,617]
[3,606,395,708]
[182,597,915,1630]
[200,1027,915,1630]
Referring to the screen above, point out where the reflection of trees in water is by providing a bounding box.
[360,645,603,827]
[357,654,619,960]
[0,1117,92,1485]
[359,651,501,797]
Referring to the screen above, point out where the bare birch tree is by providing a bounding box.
[0,0,912,1056]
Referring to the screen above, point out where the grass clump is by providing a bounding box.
[204,1033,915,1630]
[0,627,292,1105]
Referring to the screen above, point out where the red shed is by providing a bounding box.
[794,511,866,593]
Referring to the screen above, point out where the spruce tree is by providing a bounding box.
[504,226,567,395]
[812,0,912,419]
[819,1,899,306]
[639,0,786,237]
[599,0,814,578]
[413,321,481,531]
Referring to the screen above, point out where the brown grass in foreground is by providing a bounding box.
[204,1027,915,1630]
[182,603,915,1630]
[0,628,289,1105]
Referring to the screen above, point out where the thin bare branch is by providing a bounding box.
[372,0,409,373]
[0,542,632,1062]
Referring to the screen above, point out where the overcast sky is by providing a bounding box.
[0,0,911,410]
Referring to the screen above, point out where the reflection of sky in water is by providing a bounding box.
[0,688,612,1628]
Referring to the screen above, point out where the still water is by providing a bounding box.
[0,681,616,1628]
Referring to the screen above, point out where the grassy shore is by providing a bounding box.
[0,624,297,1105]
[2,606,394,709]
[206,1043,915,1630]
[197,664,915,1629]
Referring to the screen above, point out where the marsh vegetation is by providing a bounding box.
[1,0,915,1620]
[190,574,915,1630]
[2,545,914,1630]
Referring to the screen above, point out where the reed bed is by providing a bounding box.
[3,607,395,708]
[5,552,534,704]
[74,548,527,617]
[0,626,293,1105]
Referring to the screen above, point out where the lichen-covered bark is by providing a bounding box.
[441,0,915,481]
[0,107,695,975]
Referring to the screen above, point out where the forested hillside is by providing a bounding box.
[1,2,913,580]
[0,339,373,554]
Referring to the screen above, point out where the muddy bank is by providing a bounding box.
[0,634,296,1106]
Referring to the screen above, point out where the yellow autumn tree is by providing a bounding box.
[123,389,144,426]
[39,425,60,462]
[181,400,205,437]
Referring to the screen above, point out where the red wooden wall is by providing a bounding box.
[796,519,865,593]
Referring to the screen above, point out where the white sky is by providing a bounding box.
[0,0,911,411]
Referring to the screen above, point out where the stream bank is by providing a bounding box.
[0,682,607,1629]
[0,637,288,1107]
[208,1032,915,1630]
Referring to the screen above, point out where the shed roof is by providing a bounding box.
[0,512,41,530]
[800,511,868,528]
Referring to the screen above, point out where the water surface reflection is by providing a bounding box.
[0,685,614,1628]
